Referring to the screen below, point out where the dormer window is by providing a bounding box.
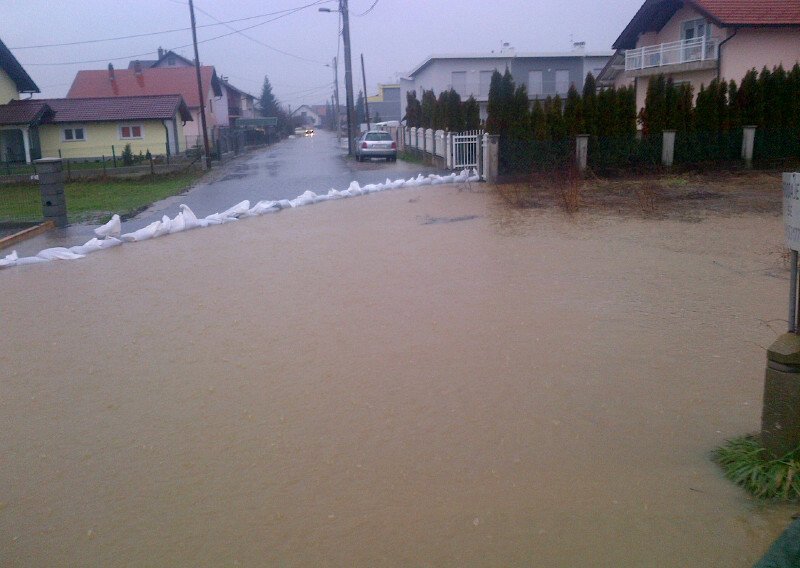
[682,18,711,41]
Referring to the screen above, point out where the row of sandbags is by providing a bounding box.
[0,169,479,269]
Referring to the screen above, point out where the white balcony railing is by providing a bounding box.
[625,37,718,71]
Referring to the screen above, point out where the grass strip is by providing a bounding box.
[0,172,203,225]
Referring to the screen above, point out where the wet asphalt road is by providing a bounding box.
[9,130,443,256]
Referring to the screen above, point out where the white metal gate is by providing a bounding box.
[452,130,481,170]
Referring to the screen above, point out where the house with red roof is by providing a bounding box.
[598,0,800,110]
[0,95,192,162]
[67,63,227,150]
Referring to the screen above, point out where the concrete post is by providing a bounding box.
[763,333,800,458]
[35,158,68,228]
[485,134,499,183]
[481,133,489,180]
[446,132,452,169]
[576,134,589,172]
[662,130,676,167]
[22,127,32,164]
[431,129,436,164]
[742,126,756,169]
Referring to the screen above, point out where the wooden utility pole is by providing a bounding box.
[340,0,355,155]
[360,53,371,130]
[188,0,211,169]
[333,56,341,140]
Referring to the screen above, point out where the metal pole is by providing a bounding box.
[188,0,211,169]
[361,53,371,130]
[340,0,355,155]
[790,250,798,332]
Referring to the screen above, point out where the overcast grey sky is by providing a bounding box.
[4,0,644,108]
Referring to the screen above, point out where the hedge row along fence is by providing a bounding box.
[485,64,800,175]
[405,89,481,132]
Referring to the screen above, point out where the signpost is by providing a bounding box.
[762,172,800,458]
[783,172,800,330]
[236,117,277,128]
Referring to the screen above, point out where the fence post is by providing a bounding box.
[149,153,155,175]
[111,145,117,168]
[485,134,499,182]
[446,132,452,169]
[576,134,589,172]
[742,126,756,169]
[431,129,436,164]
[102,155,106,175]
[34,158,68,228]
[662,130,676,167]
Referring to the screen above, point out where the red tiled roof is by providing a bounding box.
[67,66,220,108]
[0,95,192,125]
[0,100,50,125]
[691,0,800,25]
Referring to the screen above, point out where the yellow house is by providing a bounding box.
[0,95,192,163]
[0,36,40,162]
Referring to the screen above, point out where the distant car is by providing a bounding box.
[305,128,314,136]
[355,131,397,162]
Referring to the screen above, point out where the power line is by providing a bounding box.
[10,2,335,50]
[353,0,380,17]
[192,2,328,66]
[20,0,334,66]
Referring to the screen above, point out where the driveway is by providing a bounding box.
[8,130,444,256]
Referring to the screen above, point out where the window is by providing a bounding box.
[365,132,392,141]
[682,18,711,41]
[528,71,543,96]
[62,127,85,142]
[479,71,493,97]
[168,56,176,66]
[451,71,466,95]
[555,70,570,95]
[120,125,143,139]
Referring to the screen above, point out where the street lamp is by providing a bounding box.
[320,1,355,156]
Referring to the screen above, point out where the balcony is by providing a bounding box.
[625,37,718,72]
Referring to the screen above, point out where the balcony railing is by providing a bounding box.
[625,37,718,71]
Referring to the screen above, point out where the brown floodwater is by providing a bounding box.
[0,184,794,566]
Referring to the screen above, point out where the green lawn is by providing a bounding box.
[0,172,204,225]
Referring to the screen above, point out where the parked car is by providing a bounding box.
[355,131,397,162]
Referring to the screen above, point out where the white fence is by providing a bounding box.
[400,126,484,173]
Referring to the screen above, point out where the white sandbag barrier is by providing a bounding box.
[0,169,479,270]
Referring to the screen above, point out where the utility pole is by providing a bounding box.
[188,0,211,169]
[340,0,356,155]
[333,56,341,141]
[360,53,371,130]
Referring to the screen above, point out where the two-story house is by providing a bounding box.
[67,63,226,149]
[367,83,401,123]
[598,0,800,111]
[400,46,612,122]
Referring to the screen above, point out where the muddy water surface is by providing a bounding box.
[0,184,793,566]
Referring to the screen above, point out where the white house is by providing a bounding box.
[291,105,322,127]
[400,45,613,122]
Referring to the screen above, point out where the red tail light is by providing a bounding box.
[361,142,368,149]
[391,142,397,149]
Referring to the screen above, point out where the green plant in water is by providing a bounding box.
[714,435,800,500]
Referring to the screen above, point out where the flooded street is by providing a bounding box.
[0,182,793,566]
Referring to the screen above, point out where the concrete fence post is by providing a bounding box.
[576,134,589,172]
[35,158,68,228]
[485,134,499,183]
[432,128,436,163]
[481,133,489,180]
[446,132,452,169]
[742,126,756,169]
[662,130,676,167]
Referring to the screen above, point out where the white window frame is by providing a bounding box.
[478,71,493,97]
[119,124,144,140]
[528,71,543,97]
[555,70,570,95]
[61,126,86,142]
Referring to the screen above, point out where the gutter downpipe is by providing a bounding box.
[716,28,737,81]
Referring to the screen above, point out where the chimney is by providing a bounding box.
[133,60,143,76]
[108,63,115,82]
[158,47,164,59]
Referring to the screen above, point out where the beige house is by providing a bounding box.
[598,0,800,111]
